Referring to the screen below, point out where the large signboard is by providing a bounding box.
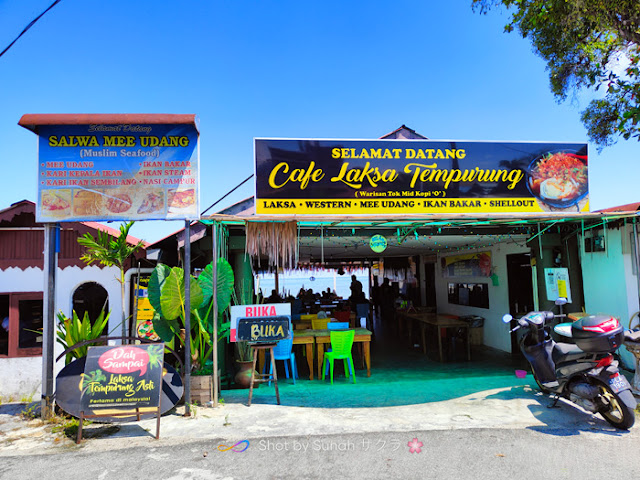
[37,123,199,222]
[254,139,589,215]
[81,344,164,410]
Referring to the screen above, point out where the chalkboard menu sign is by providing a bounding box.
[81,344,164,410]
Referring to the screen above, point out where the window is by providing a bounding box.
[447,283,489,309]
[0,292,43,358]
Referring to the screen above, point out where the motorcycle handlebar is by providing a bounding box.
[508,310,556,327]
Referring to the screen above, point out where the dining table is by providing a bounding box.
[399,312,471,362]
[257,328,373,380]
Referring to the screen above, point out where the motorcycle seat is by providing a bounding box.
[552,342,584,364]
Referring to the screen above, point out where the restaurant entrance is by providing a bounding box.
[506,253,534,355]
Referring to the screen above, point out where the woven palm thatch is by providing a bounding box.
[245,221,297,269]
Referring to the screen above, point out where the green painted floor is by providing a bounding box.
[221,315,531,408]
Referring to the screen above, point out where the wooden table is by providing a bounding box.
[256,328,372,380]
[399,312,471,362]
[257,332,316,380]
[309,328,373,378]
[568,312,589,321]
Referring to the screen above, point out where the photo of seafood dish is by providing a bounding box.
[137,190,165,215]
[527,151,588,208]
[41,189,71,217]
[167,188,196,212]
[73,189,104,216]
[137,320,160,342]
[105,193,133,214]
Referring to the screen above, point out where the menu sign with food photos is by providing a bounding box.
[36,123,199,222]
[81,344,164,410]
[255,139,589,215]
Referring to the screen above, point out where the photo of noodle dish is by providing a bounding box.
[526,151,588,208]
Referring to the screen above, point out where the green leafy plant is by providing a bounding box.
[148,258,234,372]
[77,221,145,338]
[56,310,111,364]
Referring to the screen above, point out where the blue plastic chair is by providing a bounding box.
[356,303,370,329]
[264,336,298,385]
[328,322,350,330]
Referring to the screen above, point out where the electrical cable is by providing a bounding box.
[0,0,63,60]
[200,173,253,216]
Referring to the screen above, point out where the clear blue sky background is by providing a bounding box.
[1,1,638,243]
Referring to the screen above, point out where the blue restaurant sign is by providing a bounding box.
[34,121,199,222]
[254,138,589,215]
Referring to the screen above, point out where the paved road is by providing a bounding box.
[1,426,638,480]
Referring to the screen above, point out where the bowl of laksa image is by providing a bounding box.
[526,150,588,209]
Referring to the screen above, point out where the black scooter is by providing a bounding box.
[503,304,640,430]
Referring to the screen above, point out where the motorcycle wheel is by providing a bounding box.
[597,385,636,430]
[532,370,551,394]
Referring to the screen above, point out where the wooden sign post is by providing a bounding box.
[77,343,165,443]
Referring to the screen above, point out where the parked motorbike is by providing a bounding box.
[503,303,640,430]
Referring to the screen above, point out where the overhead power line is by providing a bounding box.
[0,0,63,60]
[201,174,254,216]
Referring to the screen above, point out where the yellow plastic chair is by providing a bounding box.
[322,329,356,384]
[311,318,329,330]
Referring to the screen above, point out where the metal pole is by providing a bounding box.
[41,223,57,419]
[633,220,640,312]
[184,221,192,416]
[212,222,219,406]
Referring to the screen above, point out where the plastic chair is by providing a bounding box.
[263,336,298,386]
[333,310,351,324]
[356,303,371,330]
[322,330,356,384]
[327,322,350,330]
[312,318,329,330]
[291,299,303,315]
[325,322,353,375]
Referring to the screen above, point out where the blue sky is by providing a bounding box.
[1,1,638,243]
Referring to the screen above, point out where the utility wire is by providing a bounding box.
[0,0,62,60]
[201,173,254,216]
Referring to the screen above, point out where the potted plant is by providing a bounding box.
[56,309,111,364]
[231,283,260,388]
[147,258,234,402]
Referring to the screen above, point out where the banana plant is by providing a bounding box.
[56,310,111,364]
[148,258,234,371]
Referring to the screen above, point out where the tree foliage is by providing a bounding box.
[77,221,145,337]
[473,0,640,147]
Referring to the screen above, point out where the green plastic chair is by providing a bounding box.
[322,329,356,384]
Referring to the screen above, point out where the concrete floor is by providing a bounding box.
[221,312,530,408]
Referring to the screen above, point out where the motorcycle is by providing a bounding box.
[503,301,640,430]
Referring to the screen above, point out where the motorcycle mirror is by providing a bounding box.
[555,297,568,306]
[502,314,513,323]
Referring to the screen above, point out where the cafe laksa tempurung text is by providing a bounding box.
[254,139,590,215]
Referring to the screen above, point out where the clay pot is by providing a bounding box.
[234,360,258,388]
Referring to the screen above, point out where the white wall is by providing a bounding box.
[434,242,531,353]
[0,264,122,398]
[580,226,640,324]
